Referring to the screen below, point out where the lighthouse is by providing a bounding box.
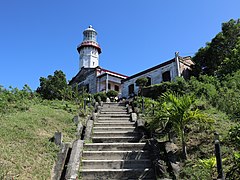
[77,25,102,70]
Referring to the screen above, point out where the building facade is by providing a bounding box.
[69,26,193,98]
[121,54,193,98]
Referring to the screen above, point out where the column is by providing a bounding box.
[106,74,109,92]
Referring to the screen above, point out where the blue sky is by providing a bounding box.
[0,0,239,90]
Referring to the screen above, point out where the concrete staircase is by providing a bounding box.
[80,102,155,180]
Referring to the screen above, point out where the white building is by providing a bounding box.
[121,54,193,98]
[69,26,193,98]
[77,25,101,69]
[69,26,128,95]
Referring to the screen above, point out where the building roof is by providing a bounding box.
[84,25,96,33]
[122,58,175,82]
[97,68,128,79]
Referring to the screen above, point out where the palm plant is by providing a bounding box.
[160,92,212,160]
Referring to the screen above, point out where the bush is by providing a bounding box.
[106,90,118,98]
[142,77,189,99]
[93,92,107,102]
[0,85,38,114]
[228,124,240,148]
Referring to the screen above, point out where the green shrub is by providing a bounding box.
[142,77,189,99]
[226,152,240,179]
[93,92,107,102]
[106,90,118,98]
[228,124,240,148]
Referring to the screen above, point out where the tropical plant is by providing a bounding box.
[160,92,212,160]
[197,157,217,177]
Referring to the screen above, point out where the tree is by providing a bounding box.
[135,77,148,96]
[193,19,240,77]
[36,70,68,100]
[161,92,211,160]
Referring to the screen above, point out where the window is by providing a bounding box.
[108,83,111,90]
[162,71,171,82]
[128,84,134,95]
[85,84,89,93]
[146,77,151,86]
[114,85,119,91]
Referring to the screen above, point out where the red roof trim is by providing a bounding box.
[77,41,102,53]
[99,68,128,78]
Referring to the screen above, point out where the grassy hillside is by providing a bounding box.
[0,99,78,179]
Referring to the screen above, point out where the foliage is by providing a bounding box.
[226,152,240,179]
[141,70,240,120]
[136,77,148,95]
[180,159,215,179]
[228,124,240,148]
[188,76,218,102]
[212,70,240,119]
[106,90,118,98]
[142,77,190,99]
[93,92,107,102]
[193,19,240,77]
[0,85,38,115]
[160,92,213,159]
[36,70,68,100]
[197,157,216,176]
[135,77,148,87]
[132,96,159,115]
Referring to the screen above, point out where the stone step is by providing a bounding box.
[80,168,154,180]
[100,111,128,114]
[98,114,130,118]
[82,150,150,160]
[84,143,149,151]
[101,106,126,108]
[101,110,127,113]
[93,127,136,132]
[82,159,152,169]
[97,120,131,123]
[102,103,125,106]
[94,122,135,127]
[97,117,130,121]
[101,108,127,111]
[93,131,139,137]
[92,136,140,143]
[101,111,129,116]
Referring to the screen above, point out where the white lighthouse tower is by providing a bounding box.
[77,25,102,70]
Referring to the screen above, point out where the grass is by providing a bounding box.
[0,100,78,180]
